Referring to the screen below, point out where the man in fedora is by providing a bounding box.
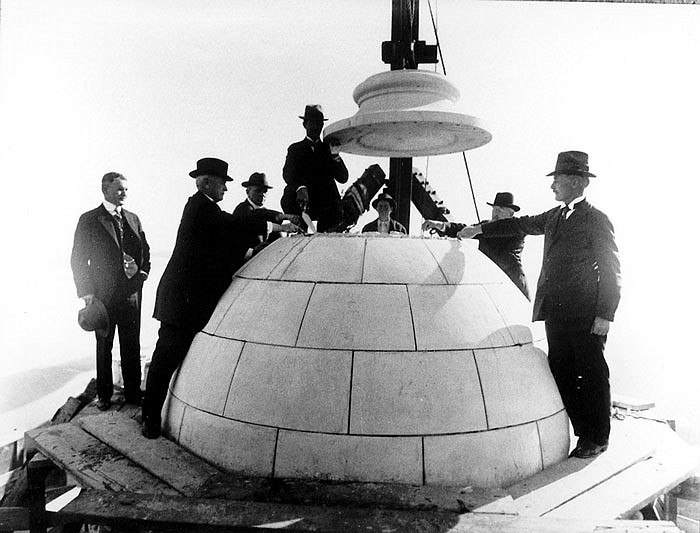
[422,191,529,299]
[232,172,301,256]
[71,172,150,411]
[361,192,407,234]
[457,151,622,458]
[141,157,270,439]
[281,104,349,232]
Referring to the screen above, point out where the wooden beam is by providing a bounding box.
[492,0,698,4]
[48,488,460,532]
[0,507,30,531]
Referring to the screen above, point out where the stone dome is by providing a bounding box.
[163,233,569,488]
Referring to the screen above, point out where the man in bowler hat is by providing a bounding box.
[71,172,150,410]
[141,158,270,438]
[457,151,621,458]
[232,172,301,256]
[422,191,529,299]
[361,192,407,234]
[281,105,349,232]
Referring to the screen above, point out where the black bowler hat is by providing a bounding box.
[78,299,109,338]
[299,104,328,122]
[372,192,396,211]
[546,151,596,178]
[189,157,233,182]
[487,192,520,212]
[241,172,272,189]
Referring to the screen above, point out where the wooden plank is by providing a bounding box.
[612,394,655,411]
[508,417,657,516]
[77,412,220,497]
[545,441,700,520]
[450,513,683,532]
[46,490,685,533]
[198,472,506,513]
[24,423,179,496]
[0,507,30,531]
[49,488,460,532]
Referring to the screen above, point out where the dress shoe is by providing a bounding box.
[570,439,608,459]
[141,420,161,439]
[96,398,112,411]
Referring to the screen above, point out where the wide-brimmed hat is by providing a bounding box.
[546,151,596,178]
[486,192,520,212]
[241,172,272,189]
[189,157,233,182]
[372,192,396,211]
[299,104,327,122]
[78,299,109,338]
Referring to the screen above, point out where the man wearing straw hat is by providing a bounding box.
[457,151,621,459]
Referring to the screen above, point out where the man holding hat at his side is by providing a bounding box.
[422,191,529,299]
[142,157,271,439]
[361,192,407,234]
[71,171,150,411]
[232,172,301,256]
[457,151,622,459]
[281,104,349,232]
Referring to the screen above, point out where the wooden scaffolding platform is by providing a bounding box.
[5,397,699,533]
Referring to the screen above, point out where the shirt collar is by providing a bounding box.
[103,200,121,214]
[563,196,585,210]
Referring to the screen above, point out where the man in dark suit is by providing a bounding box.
[458,151,621,458]
[232,172,300,257]
[422,192,529,299]
[281,104,349,232]
[141,158,269,439]
[361,192,407,234]
[71,172,150,410]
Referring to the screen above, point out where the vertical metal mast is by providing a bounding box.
[382,0,437,229]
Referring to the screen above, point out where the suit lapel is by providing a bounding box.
[97,206,120,248]
[122,209,140,240]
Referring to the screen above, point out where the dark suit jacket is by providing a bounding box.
[232,199,285,249]
[442,221,529,299]
[281,138,348,222]
[482,200,621,324]
[361,218,407,234]
[71,205,150,307]
[154,191,266,331]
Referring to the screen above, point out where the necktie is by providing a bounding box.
[113,210,124,245]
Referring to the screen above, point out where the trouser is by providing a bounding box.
[545,321,611,445]
[141,322,198,425]
[96,293,141,401]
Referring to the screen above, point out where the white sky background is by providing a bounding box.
[0,0,698,435]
